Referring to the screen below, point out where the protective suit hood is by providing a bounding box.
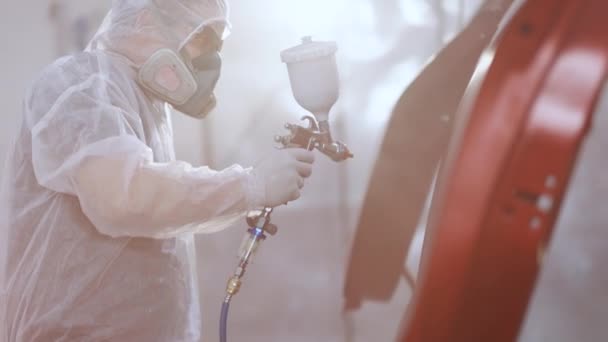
[89,0,231,66]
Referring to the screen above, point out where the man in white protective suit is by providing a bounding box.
[0,0,315,340]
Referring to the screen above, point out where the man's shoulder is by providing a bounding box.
[24,51,137,127]
[31,51,125,93]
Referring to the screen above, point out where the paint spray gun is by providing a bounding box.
[219,37,353,342]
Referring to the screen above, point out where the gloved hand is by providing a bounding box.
[251,148,315,208]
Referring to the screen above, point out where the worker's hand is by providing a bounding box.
[251,148,315,208]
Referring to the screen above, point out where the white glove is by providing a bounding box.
[251,148,315,208]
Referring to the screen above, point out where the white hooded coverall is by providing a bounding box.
[0,1,264,340]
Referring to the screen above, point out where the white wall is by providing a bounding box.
[0,0,54,165]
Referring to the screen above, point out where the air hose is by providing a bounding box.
[219,208,277,342]
[219,298,230,342]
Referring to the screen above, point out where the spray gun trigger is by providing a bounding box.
[300,115,319,130]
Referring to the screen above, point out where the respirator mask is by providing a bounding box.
[138,44,222,119]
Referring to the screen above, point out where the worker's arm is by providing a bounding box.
[29,74,260,239]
